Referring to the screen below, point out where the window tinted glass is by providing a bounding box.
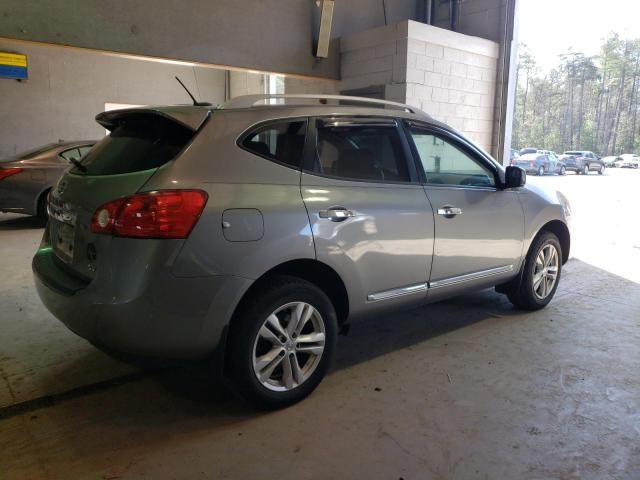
[242,120,306,168]
[73,115,194,175]
[410,131,495,187]
[78,145,93,157]
[315,124,409,182]
[60,148,81,162]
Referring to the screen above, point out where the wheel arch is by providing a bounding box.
[237,259,349,326]
[221,258,350,375]
[536,220,570,264]
[34,186,52,217]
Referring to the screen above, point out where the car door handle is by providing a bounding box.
[437,206,462,218]
[319,208,356,222]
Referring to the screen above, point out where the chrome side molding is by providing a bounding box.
[367,283,428,302]
[429,265,514,289]
[367,265,514,302]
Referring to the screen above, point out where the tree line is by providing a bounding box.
[513,34,640,155]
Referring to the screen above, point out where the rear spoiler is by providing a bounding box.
[96,106,211,132]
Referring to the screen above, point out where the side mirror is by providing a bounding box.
[504,166,526,188]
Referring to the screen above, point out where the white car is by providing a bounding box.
[615,154,640,169]
[602,156,621,168]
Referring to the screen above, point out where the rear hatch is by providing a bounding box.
[46,107,209,279]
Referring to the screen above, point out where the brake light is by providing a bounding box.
[0,167,23,181]
[91,190,208,239]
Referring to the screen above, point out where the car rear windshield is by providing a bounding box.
[564,151,582,156]
[72,115,195,175]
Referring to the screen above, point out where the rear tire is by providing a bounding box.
[507,232,562,311]
[36,190,50,226]
[560,166,566,176]
[228,275,338,409]
[537,166,545,176]
[583,164,589,175]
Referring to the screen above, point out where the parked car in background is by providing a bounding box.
[602,155,622,168]
[537,150,562,167]
[32,95,571,409]
[510,149,520,165]
[616,154,640,168]
[519,147,538,155]
[0,141,96,223]
[560,150,605,175]
[515,153,566,175]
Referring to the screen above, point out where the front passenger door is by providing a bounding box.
[406,125,524,299]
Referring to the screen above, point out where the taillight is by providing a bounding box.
[0,167,23,181]
[91,190,208,239]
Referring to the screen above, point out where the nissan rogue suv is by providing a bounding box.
[33,95,571,408]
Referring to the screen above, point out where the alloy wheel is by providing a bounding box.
[532,244,559,300]
[252,301,326,392]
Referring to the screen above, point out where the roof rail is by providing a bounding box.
[217,94,426,115]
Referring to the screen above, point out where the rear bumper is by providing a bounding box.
[33,246,252,360]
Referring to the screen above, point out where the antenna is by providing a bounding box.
[175,76,212,106]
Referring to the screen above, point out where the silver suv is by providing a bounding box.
[33,95,571,408]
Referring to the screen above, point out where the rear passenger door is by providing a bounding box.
[301,117,435,315]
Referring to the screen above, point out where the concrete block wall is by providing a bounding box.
[340,21,499,154]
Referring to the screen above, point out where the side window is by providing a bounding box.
[315,122,410,182]
[78,146,93,157]
[59,148,81,163]
[409,130,495,187]
[241,120,306,169]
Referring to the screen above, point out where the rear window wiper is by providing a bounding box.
[69,158,87,173]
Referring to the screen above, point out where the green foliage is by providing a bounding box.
[513,35,640,155]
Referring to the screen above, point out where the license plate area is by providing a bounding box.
[48,197,77,263]
[52,221,75,262]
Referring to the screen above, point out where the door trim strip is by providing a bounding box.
[367,283,428,302]
[429,264,514,289]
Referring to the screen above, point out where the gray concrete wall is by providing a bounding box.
[0,1,506,80]
[0,0,383,80]
[0,40,226,157]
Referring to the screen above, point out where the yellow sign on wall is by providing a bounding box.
[0,52,28,79]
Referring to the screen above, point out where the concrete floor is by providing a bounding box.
[1,168,639,479]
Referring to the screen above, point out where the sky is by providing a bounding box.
[518,0,640,72]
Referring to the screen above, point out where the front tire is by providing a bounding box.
[583,164,589,175]
[228,276,338,409]
[598,165,605,175]
[507,232,562,310]
[537,165,545,176]
[560,166,566,176]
